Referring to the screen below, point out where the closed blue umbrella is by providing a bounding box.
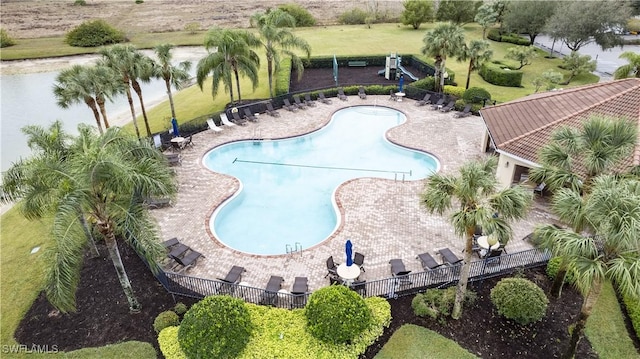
[171,118,179,137]
[346,239,353,266]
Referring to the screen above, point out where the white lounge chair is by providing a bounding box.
[207,118,223,132]
[220,113,237,127]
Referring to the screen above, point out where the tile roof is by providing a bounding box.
[480,78,640,169]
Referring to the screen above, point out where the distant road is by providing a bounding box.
[534,35,640,82]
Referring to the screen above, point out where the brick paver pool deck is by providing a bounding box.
[151,95,558,293]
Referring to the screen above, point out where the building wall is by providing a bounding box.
[495,153,536,189]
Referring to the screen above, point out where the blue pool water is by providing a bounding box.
[203,106,439,255]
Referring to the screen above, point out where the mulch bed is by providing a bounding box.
[16,242,599,358]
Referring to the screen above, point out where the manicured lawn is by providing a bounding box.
[374,324,478,359]
[585,281,640,359]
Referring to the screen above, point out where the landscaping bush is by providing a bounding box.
[65,20,126,47]
[278,3,316,27]
[178,295,252,359]
[275,58,292,96]
[338,8,370,25]
[0,28,16,48]
[479,62,523,87]
[622,293,640,338]
[174,302,188,315]
[491,278,549,325]
[305,285,372,344]
[158,326,185,359]
[412,287,476,323]
[487,28,502,42]
[73,0,86,5]
[154,310,180,333]
[501,34,531,46]
[546,256,576,284]
[443,85,465,99]
[409,77,436,92]
[462,87,492,104]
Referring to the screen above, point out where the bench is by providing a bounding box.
[348,60,367,67]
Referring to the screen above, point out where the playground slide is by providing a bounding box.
[397,64,419,81]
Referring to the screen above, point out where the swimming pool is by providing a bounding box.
[203,106,439,255]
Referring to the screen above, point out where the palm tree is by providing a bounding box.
[613,51,640,79]
[251,9,311,98]
[460,39,493,89]
[100,45,152,139]
[535,175,640,359]
[2,124,177,313]
[421,22,466,93]
[529,115,637,297]
[129,52,156,138]
[153,43,192,121]
[197,28,261,104]
[422,156,533,319]
[53,64,122,134]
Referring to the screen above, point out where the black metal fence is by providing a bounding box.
[149,248,550,308]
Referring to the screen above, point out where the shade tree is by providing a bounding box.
[561,51,596,85]
[460,39,493,89]
[400,0,434,30]
[153,44,192,122]
[435,0,481,25]
[421,22,467,93]
[501,0,557,45]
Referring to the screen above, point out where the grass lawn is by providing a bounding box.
[585,281,640,359]
[374,324,478,359]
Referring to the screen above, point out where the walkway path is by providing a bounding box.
[150,95,557,293]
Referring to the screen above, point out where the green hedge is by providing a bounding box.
[462,87,492,104]
[479,62,523,87]
[486,28,531,46]
[622,293,640,338]
[275,58,293,96]
[443,85,465,98]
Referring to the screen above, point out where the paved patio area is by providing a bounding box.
[151,95,558,293]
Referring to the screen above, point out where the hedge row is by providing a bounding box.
[487,29,531,46]
[479,62,523,87]
[622,293,640,338]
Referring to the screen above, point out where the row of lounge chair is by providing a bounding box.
[416,93,474,117]
[259,275,309,305]
[162,238,204,273]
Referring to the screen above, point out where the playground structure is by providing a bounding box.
[378,53,419,81]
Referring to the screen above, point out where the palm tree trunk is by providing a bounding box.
[79,213,99,258]
[267,58,274,98]
[164,78,177,120]
[439,58,447,93]
[125,86,141,140]
[85,98,104,135]
[102,225,142,313]
[234,68,242,102]
[452,233,474,319]
[465,61,473,89]
[551,262,568,298]
[131,79,152,138]
[96,96,110,129]
[562,280,602,359]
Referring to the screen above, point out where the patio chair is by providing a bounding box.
[220,113,237,127]
[358,86,367,99]
[417,252,442,271]
[304,93,317,107]
[265,102,280,117]
[282,98,298,112]
[389,90,398,101]
[329,276,343,285]
[438,248,462,265]
[416,93,435,106]
[168,243,189,259]
[181,135,193,149]
[171,249,203,273]
[220,265,245,284]
[485,249,503,266]
[533,182,546,196]
[260,275,284,305]
[293,95,307,110]
[162,237,179,248]
[291,277,308,294]
[207,118,223,132]
[243,108,258,122]
[430,98,445,110]
[337,88,348,101]
[144,196,172,209]
[439,101,456,113]
[318,92,332,104]
[389,259,411,276]
[231,111,248,125]
[353,252,365,272]
[324,256,339,278]
[454,104,472,118]
[164,153,181,166]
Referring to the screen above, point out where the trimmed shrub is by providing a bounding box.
[154,310,180,333]
[622,293,640,338]
[0,28,16,48]
[73,0,86,5]
[338,8,370,24]
[305,285,372,344]
[409,77,436,91]
[443,85,465,98]
[275,58,292,96]
[65,20,126,47]
[463,87,492,104]
[278,3,316,27]
[501,34,531,46]
[158,326,185,359]
[479,62,523,87]
[174,302,188,315]
[487,28,502,42]
[178,295,252,359]
[546,256,576,284]
[491,278,549,325]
